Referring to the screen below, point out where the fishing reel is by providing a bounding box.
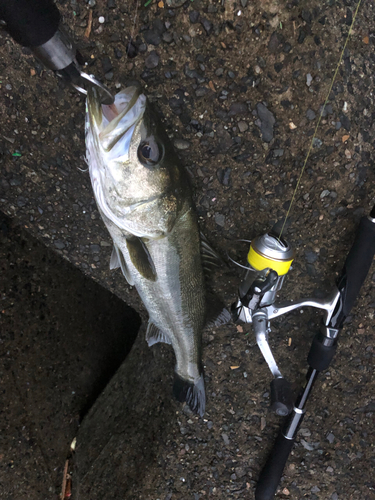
[231,228,343,417]
[231,231,295,416]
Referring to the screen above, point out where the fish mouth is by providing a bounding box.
[87,84,146,157]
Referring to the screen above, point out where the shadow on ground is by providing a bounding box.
[0,212,141,498]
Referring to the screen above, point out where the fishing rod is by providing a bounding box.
[231,1,373,496]
[231,205,375,498]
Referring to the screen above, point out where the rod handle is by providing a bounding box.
[336,214,375,324]
[255,432,295,500]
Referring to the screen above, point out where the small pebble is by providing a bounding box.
[201,18,213,35]
[222,433,230,445]
[189,10,200,23]
[238,121,248,132]
[215,213,225,227]
[98,16,105,23]
[301,439,314,451]
[256,103,275,143]
[143,30,161,46]
[216,167,231,186]
[273,148,284,157]
[54,240,66,250]
[306,73,313,86]
[305,250,318,264]
[162,32,173,43]
[340,114,351,131]
[228,102,247,116]
[126,41,138,58]
[306,109,316,120]
[145,50,160,69]
[114,48,123,59]
[195,87,209,97]
[327,432,335,444]
[174,139,190,150]
[90,245,100,254]
[102,56,113,73]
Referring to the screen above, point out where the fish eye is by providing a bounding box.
[137,137,163,167]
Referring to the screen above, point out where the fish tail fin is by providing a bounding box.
[173,373,206,417]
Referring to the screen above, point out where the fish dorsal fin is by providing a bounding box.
[126,237,157,282]
[146,321,172,346]
[205,292,232,329]
[200,232,226,271]
[110,244,134,285]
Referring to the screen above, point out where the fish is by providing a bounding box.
[85,84,220,416]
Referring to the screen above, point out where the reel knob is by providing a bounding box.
[270,377,293,416]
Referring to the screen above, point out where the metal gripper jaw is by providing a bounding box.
[231,231,296,416]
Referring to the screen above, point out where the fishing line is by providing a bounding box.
[277,0,362,241]
[128,0,140,54]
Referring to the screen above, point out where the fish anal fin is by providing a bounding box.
[146,322,171,346]
[173,373,205,417]
[126,237,157,282]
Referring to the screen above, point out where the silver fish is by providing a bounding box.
[85,85,208,416]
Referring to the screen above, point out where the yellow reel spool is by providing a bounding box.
[247,235,294,276]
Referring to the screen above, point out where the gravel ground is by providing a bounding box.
[1,0,375,499]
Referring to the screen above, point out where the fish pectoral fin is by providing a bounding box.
[110,244,135,286]
[126,237,157,282]
[110,245,120,270]
[200,232,227,271]
[146,322,171,346]
[205,292,232,328]
[173,373,205,417]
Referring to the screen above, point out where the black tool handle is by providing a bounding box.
[255,433,295,500]
[0,0,60,47]
[333,213,375,328]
